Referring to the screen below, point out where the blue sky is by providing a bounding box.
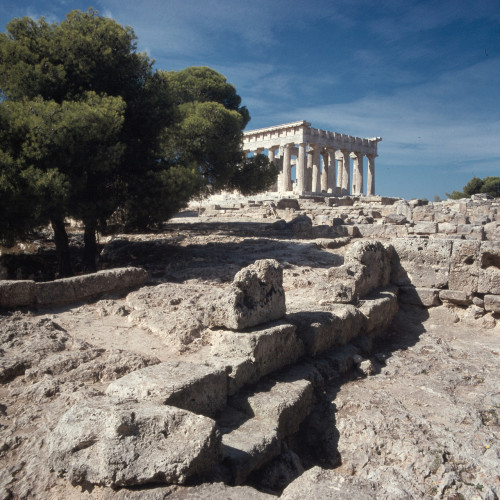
[1,0,499,200]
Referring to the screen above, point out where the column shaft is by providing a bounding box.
[268,147,278,192]
[321,151,328,192]
[367,155,376,195]
[353,153,363,195]
[281,144,292,192]
[306,150,313,192]
[311,147,321,193]
[341,150,351,195]
[327,150,336,192]
[296,143,306,194]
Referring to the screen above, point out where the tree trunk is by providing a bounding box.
[83,220,97,272]
[51,218,72,277]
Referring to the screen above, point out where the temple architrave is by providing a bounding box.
[242,120,382,196]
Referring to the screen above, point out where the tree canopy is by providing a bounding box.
[447,176,500,200]
[0,9,277,275]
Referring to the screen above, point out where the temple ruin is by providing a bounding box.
[243,120,382,196]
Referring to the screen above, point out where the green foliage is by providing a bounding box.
[0,9,277,267]
[228,154,280,196]
[165,67,250,127]
[447,176,500,199]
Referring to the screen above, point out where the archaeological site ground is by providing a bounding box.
[1,193,499,499]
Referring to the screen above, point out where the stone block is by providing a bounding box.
[399,286,441,307]
[438,222,457,234]
[48,399,222,487]
[209,259,286,330]
[209,322,304,394]
[448,240,480,292]
[484,295,500,312]
[222,418,280,485]
[35,268,147,307]
[414,222,438,234]
[105,361,227,417]
[35,278,77,307]
[231,376,314,437]
[358,288,399,335]
[276,198,300,210]
[287,305,364,356]
[0,280,36,308]
[384,213,407,225]
[439,290,472,306]
[391,238,452,288]
[478,241,500,294]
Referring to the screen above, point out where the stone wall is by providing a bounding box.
[0,267,147,308]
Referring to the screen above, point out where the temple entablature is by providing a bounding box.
[243,120,382,196]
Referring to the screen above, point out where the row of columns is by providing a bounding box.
[252,143,375,196]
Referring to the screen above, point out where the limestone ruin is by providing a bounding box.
[1,192,499,499]
[243,121,381,196]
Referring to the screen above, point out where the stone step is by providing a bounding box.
[217,367,315,485]
[105,360,227,417]
[208,320,305,395]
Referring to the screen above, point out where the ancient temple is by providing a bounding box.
[243,120,381,196]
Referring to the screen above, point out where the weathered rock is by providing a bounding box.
[358,287,399,335]
[105,361,227,417]
[399,286,441,307]
[384,213,407,225]
[391,238,452,288]
[161,483,275,499]
[35,267,147,307]
[209,259,286,330]
[484,294,500,312]
[448,240,480,292]
[438,289,472,306]
[209,321,304,394]
[287,215,313,237]
[222,418,280,485]
[478,241,500,294]
[276,198,300,210]
[0,280,36,308]
[281,467,379,499]
[230,376,314,437]
[48,399,221,487]
[288,305,364,356]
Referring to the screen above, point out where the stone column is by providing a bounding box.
[340,150,351,195]
[268,147,278,192]
[336,152,343,190]
[254,148,264,157]
[352,153,363,195]
[311,146,321,193]
[321,150,329,193]
[281,143,293,192]
[306,149,313,192]
[327,150,336,192]
[367,155,376,195]
[296,143,306,194]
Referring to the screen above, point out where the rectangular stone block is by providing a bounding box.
[287,305,364,356]
[209,321,304,394]
[221,418,280,485]
[449,240,480,292]
[105,361,228,417]
[231,376,314,437]
[478,241,500,294]
[358,288,399,336]
[438,290,472,306]
[399,286,441,307]
[484,295,500,312]
[391,238,452,288]
[414,222,438,234]
[0,280,36,308]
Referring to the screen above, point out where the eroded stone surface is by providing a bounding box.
[48,399,222,487]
